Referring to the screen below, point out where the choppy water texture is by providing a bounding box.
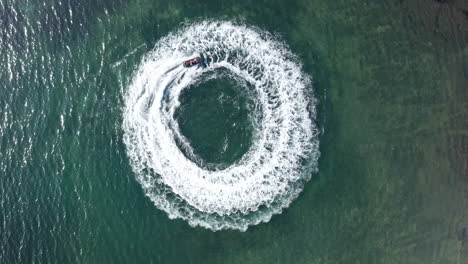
[1,0,468,263]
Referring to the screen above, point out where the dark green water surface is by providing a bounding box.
[175,75,253,168]
[1,0,468,263]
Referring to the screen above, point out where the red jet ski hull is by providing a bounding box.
[183,57,203,67]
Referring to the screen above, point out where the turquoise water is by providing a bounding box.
[1,0,468,263]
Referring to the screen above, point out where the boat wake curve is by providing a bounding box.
[123,20,320,231]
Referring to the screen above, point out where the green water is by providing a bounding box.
[176,75,254,168]
[1,0,468,263]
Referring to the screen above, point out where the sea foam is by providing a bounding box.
[123,21,319,231]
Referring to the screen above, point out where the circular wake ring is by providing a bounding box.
[123,21,319,231]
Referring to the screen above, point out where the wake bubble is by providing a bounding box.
[122,21,320,231]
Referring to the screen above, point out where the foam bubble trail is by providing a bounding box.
[123,20,320,231]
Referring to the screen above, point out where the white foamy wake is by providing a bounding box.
[123,21,319,231]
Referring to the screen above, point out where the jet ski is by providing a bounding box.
[183,57,203,68]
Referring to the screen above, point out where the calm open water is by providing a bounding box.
[1,0,468,263]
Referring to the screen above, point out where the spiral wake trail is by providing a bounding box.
[123,21,320,231]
